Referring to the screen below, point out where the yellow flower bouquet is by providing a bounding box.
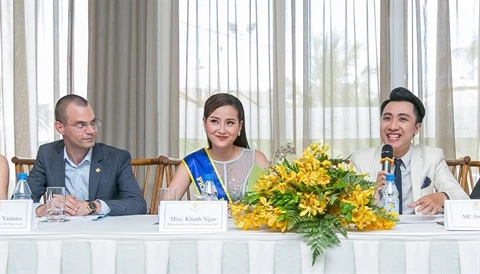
[230,143,398,265]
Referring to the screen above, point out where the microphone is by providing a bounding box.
[380,144,394,173]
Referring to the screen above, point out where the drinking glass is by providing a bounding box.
[46,187,66,222]
[157,188,176,215]
[158,188,177,202]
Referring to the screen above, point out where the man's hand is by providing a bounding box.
[36,204,47,216]
[75,201,93,216]
[407,192,448,215]
[65,195,80,216]
[65,195,91,216]
[374,170,388,201]
[64,195,102,216]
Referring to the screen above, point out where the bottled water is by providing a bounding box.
[11,173,32,200]
[11,173,37,229]
[383,174,399,213]
[202,174,218,201]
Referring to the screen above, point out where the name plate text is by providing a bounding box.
[158,200,228,232]
[0,200,33,231]
[444,200,480,230]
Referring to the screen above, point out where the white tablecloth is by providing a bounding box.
[1,215,479,274]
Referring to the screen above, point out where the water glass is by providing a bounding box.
[158,188,177,203]
[46,187,66,222]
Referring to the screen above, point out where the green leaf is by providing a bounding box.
[301,218,345,265]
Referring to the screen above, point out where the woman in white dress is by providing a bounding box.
[169,93,269,202]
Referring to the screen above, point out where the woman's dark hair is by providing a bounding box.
[203,93,250,149]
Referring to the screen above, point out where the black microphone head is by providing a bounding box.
[381,144,393,159]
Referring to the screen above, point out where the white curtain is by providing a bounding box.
[0,0,88,195]
[179,0,480,161]
[179,0,383,159]
[406,0,480,160]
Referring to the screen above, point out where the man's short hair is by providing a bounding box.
[55,94,89,122]
[380,87,426,124]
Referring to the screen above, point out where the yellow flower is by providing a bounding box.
[316,143,330,154]
[229,202,249,216]
[321,160,332,168]
[271,181,291,193]
[342,185,374,207]
[351,206,377,229]
[299,193,328,217]
[267,207,287,232]
[230,143,398,265]
[316,168,331,187]
[254,176,273,191]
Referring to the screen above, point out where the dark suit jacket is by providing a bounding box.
[28,140,147,215]
[471,178,480,199]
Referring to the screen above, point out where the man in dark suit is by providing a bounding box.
[471,178,480,199]
[29,94,147,216]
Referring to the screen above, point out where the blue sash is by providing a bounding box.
[183,148,231,202]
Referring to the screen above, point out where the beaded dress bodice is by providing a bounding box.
[212,148,255,202]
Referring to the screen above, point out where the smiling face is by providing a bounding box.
[55,104,97,153]
[380,101,421,158]
[203,105,243,149]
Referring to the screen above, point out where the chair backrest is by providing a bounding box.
[445,157,467,186]
[131,156,183,215]
[463,156,480,195]
[11,157,36,178]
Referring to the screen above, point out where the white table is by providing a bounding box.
[1,215,479,274]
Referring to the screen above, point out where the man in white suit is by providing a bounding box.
[350,87,469,215]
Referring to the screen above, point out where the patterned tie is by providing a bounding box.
[394,158,403,214]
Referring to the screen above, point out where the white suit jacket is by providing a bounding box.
[350,144,469,203]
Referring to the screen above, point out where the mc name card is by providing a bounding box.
[158,200,228,233]
[0,200,33,231]
[444,200,480,230]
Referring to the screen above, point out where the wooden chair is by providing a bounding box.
[157,156,187,203]
[11,156,36,177]
[131,156,183,215]
[445,157,467,186]
[462,156,480,195]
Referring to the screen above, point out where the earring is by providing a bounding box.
[237,132,241,137]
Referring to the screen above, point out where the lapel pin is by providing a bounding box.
[96,168,101,173]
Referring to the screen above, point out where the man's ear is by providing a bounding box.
[414,123,422,136]
[55,121,65,135]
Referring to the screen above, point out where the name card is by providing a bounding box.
[444,200,480,230]
[158,200,228,232]
[0,200,33,231]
